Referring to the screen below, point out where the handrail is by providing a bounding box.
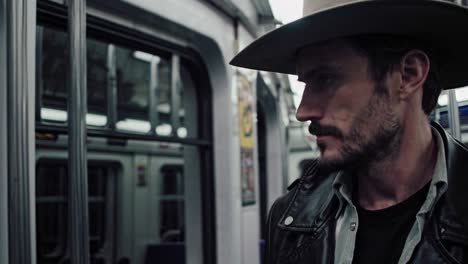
[68,0,91,263]
[6,0,37,263]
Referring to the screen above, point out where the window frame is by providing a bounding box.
[36,0,213,146]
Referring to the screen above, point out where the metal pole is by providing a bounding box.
[68,0,90,263]
[107,44,117,129]
[149,57,160,134]
[0,0,8,262]
[6,0,37,263]
[171,55,181,136]
[35,27,44,122]
[448,89,462,140]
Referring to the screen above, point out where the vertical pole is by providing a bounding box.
[68,0,90,263]
[149,57,160,134]
[448,90,461,140]
[107,44,117,129]
[6,0,37,263]
[35,27,44,122]
[0,0,9,263]
[171,55,181,136]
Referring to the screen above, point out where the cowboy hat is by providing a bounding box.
[230,0,468,89]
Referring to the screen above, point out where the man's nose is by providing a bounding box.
[295,95,325,122]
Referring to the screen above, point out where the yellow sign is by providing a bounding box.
[238,72,254,148]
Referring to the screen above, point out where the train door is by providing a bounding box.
[32,2,214,264]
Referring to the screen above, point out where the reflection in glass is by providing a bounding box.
[87,38,108,118]
[116,46,151,120]
[157,59,172,125]
[39,26,69,110]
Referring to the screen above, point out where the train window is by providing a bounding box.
[156,58,172,135]
[160,200,185,242]
[159,165,185,242]
[36,25,107,127]
[37,25,69,121]
[87,38,109,123]
[177,64,198,138]
[36,23,199,139]
[115,46,151,121]
[36,160,117,264]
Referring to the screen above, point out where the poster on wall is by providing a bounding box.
[237,71,256,206]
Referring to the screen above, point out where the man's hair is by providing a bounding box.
[346,35,442,115]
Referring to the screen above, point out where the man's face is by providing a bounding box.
[296,39,402,173]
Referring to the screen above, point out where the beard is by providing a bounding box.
[311,84,401,175]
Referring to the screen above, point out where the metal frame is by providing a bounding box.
[67,0,90,263]
[35,27,44,122]
[36,124,212,146]
[107,44,118,130]
[6,0,37,263]
[149,56,161,134]
[0,0,9,262]
[448,90,462,140]
[171,55,182,136]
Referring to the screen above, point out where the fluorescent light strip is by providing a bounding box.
[155,123,172,136]
[41,108,68,122]
[116,119,151,133]
[86,113,107,126]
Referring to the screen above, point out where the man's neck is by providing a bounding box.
[355,118,436,211]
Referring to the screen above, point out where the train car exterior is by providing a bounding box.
[1,0,297,264]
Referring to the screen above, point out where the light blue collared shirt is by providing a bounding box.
[333,127,448,264]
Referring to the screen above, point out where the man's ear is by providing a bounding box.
[399,50,430,99]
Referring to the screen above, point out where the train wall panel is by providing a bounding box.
[123,0,237,69]
[232,0,259,29]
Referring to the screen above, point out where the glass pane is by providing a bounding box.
[116,47,151,119]
[36,203,68,263]
[178,64,199,139]
[87,38,108,121]
[39,26,69,115]
[160,165,184,195]
[159,200,185,242]
[36,161,115,264]
[37,25,108,126]
[156,58,172,136]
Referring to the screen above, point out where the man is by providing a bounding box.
[231,0,468,263]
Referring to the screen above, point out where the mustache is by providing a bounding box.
[308,122,343,138]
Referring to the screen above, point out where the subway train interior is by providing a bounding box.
[2,0,468,264]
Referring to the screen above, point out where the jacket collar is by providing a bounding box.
[280,122,468,232]
[432,122,468,231]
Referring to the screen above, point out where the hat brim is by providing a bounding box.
[230,0,468,89]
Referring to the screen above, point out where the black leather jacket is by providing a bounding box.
[265,123,468,264]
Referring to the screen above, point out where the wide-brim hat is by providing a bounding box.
[230,0,468,89]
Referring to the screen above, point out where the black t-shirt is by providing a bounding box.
[352,182,430,264]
